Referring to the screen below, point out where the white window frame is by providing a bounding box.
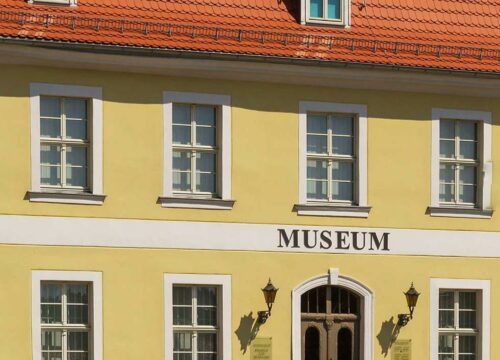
[164,273,232,360]
[161,91,233,210]
[29,83,104,205]
[300,0,351,27]
[430,278,490,360]
[430,108,492,218]
[32,270,103,360]
[297,101,368,217]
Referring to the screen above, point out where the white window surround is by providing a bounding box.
[300,0,351,27]
[161,91,233,210]
[430,278,490,360]
[164,273,232,360]
[32,270,103,360]
[430,108,492,218]
[292,269,373,360]
[297,101,369,217]
[29,83,104,205]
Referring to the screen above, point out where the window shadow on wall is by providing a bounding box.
[376,316,400,357]
[234,311,261,354]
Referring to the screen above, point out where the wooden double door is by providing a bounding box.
[301,313,360,360]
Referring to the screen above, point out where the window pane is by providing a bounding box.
[197,307,217,326]
[440,164,455,183]
[66,146,87,167]
[332,161,353,181]
[196,126,216,147]
[196,106,216,126]
[459,141,477,160]
[198,354,217,360]
[459,185,476,204]
[41,97,61,118]
[41,330,62,351]
[458,356,475,360]
[67,305,89,324]
[196,153,216,173]
[440,139,455,158]
[41,166,61,186]
[459,292,476,310]
[332,136,353,155]
[41,144,61,165]
[41,118,61,138]
[67,284,88,304]
[439,183,455,203]
[440,120,455,139]
[459,121,477,141]
[439,291,454,309]
[332,181,353,201]
[41,283,62,303]
[459,336,476,354]
[307,180,327,200]
[173,151,191,171]
[173,307,192,325]
[68,331,89,351]
[439,334,454,353]
[173,287,192,305]
[197,287,217,306]
[174,354,193,360]
[307,115,327,134]
[307,135,327,154]
[66,167,87,188]
[438,310,454,328]
[173,125,191,145]
[459,310,476,329]
[41,304,62,324]
[196,173,216,194]
[66,119,87,140]
[173,104,191,125]
[327,0,341,19]
[439,356,454,360]
[310,0,323,17]
[67,354,89,360]
[173,172,191,192]
[460,166,476,185]
[332,116,353,136]
[174,332,192,351]
[65,98,87,119]
[198,332,217,352]
[307,160,327,180]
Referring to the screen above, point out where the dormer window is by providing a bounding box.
[302,0,350,26]
[28,0,77,6]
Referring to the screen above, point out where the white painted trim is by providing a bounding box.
[162,91,232,204]
[31,270,103,360]
[301,0,351,27]
[164,273,232,360]
[29,83,104,202]
[429,278,490,360]
[292,271,373,360]
[431,108,492,215]
[4,215,500,257]
[298,101,368,211]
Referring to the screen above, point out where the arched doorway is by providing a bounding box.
[292,270,373,360]
[300,286,360,360]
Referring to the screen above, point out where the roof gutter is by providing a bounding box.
[0,37,499,79]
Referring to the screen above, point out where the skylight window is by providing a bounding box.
[302,0,350,26]
[28,0,76,6]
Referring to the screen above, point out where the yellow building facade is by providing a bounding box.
[0,44,499,360]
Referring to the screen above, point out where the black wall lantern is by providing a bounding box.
[398,282,420,326]
[258,279,278,324]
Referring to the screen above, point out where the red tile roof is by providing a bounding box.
[0,0,499,73]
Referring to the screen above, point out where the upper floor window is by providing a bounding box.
[161,91,233,210]
[430,108,492,218]
[302,0,350,26]
[307,113,355,203]
[439,120,479,207]
[40,96,89,191]
[297,101,368,218]
[29,83,104,205]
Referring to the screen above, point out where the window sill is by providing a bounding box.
[158,196,235,210]
[294,203,371,218]
[427,206,493,219]
[27,191,106,205]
